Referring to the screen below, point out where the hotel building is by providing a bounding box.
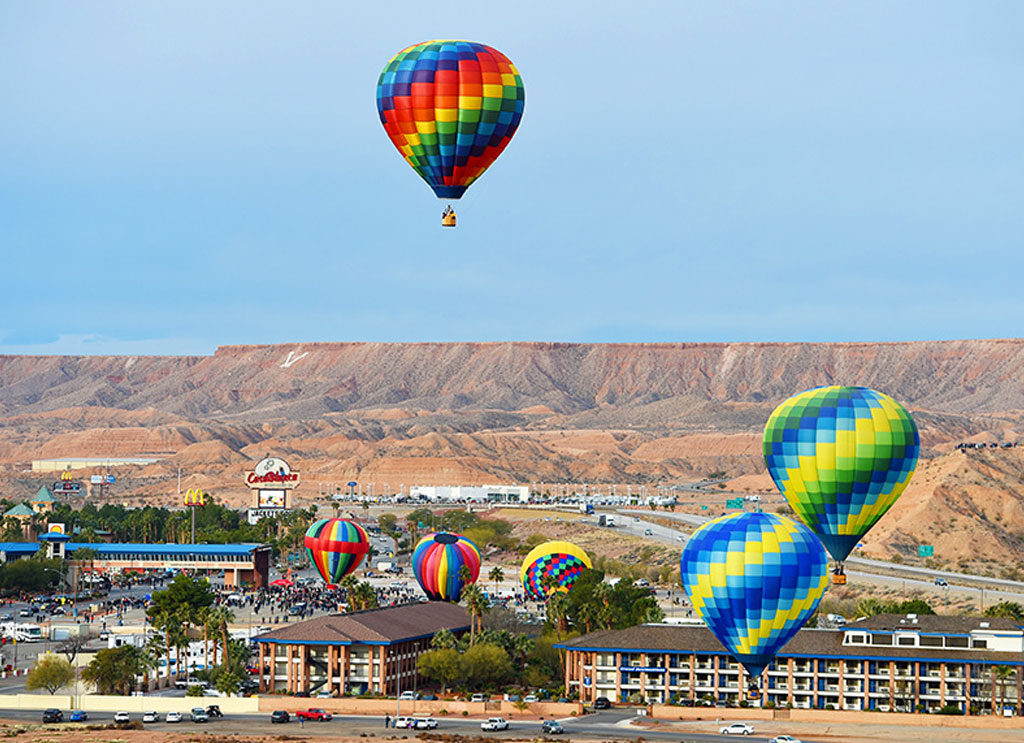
[558,614,1024,715]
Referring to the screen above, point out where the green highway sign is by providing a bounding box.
[919,544,934,557]
[700,505,708,510]
[725,498,744,509]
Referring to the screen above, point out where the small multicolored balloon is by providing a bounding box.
[412,532,481,602]
[304,518,370,586]
[763,385,919,563]
[520,540,591,601]
[680,512,829,680]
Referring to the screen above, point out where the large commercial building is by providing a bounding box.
[559,614,1024,715]
[0,540,272,587]
[255,602,470,696]
[409,485,530,503]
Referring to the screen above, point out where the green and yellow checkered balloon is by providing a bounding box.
[763,386,919,563]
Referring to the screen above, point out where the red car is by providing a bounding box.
[295,709,332,722]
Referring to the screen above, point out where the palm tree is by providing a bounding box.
[992,665,1015,715]
[548,591,570,639]
[512,634,534,666]
[461,584,489,644]
[489,566,504,595]
[206,605,235,673]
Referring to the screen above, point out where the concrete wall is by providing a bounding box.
[649,704,1023,730]
[256,696,581,719]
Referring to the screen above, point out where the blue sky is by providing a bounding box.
[2,2,1022,355]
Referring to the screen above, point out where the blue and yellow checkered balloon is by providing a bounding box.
[763,385,919,563]
[680,512,828,679]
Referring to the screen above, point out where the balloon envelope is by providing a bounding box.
[412,532,481,602]
[763,385,920,562]
[304,518,370,586]
[520,540,592,601]
[680,512,829,679]
[376,40,525,200]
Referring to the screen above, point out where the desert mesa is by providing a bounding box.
[2,340,1024,569]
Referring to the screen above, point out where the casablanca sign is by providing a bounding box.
[246,456,299,525]
[246,457,300,489]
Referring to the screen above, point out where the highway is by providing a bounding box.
[607,508,1024,608]
[0,706,828,743]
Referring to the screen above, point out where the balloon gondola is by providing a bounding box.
[376,40,525,227]
[412,532,481,602]
[763,385,919,580]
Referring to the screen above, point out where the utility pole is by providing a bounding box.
[177,466,182,494]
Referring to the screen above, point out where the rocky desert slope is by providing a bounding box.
[2,340,1024,566]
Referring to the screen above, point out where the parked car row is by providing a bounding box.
[46,707,223,725]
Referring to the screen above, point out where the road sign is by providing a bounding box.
[347,481,358,487]
[107,475,115,484]
[918,545,934,557]
[725,498,743,509]
[700,505,708,510]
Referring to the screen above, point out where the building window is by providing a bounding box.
[972,639,987,649]
[871,634,892,645]
[897,637,916,647]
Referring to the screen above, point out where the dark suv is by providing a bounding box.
[42,709,63,723]
[593,696,611,709]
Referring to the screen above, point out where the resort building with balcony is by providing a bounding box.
[558,614,1024,715]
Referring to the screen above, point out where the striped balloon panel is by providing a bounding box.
[520,541,592,601]
[411,532,481,602]
[304,518,370,586]
[680,512,829,679]
[376,40,525,199]
[763,385,919,562]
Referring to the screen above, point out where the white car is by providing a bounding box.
[393,717,416,729]
[114,712,130,723]
[142,711,160,723]
[720,722,754,735]
[399,690,417,700]
[166,711,183,723]
[769,736,802,743]
[523,694,538,703]
[481,718,509,731]
[414,718,438,730]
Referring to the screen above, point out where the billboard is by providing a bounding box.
[246,457,299,490]
[183,488,207,507]
[257,490,287,509]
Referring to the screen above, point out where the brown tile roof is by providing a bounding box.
[257,602,470,645]
[560,622,1024,665]
[850,613,1023,633]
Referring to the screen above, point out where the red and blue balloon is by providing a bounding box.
[412,532,481,602]
[305,518,370,587]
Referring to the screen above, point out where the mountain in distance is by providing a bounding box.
[2,340,1024,568]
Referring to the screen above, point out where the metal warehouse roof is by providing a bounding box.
[65,542,267,555]
[0,542,267,556]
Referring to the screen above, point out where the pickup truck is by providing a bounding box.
[481,718,509,731]
[295,709,332,722]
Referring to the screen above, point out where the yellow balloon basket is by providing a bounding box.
[441,210,457,227]
[831,573,848,585]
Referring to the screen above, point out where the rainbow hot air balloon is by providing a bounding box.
[763,385,920,565]
[520,541,591,601]
[376,40,525,226]
[411,532,481,602]
[680,512,829,682]
[304,518,370,586]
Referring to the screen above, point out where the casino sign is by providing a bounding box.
[246,456,299,524]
